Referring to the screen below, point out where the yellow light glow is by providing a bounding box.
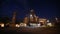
[47,23,52,27]
[1,24,4,27]
[15,24,20,27]
[20,23,27,27]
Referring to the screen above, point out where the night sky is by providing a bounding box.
[0,0,60,20]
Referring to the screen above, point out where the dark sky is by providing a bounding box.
[0,0,60,19]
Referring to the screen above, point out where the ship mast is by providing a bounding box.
[12,12,16,24]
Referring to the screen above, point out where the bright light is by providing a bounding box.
[47,23,52,27]
[37,24,41,27]
[15,24,20,27]
[30,14,33,18]
[30,14,32,17]
[20,23,27,27]
[30,23,41,27]
[0,24,4,27]
[47,20,49,22]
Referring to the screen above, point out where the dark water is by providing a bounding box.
[0,27,60,34]
[0,31,32,34]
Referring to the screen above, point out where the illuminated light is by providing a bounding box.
[39,18,47,23]
[1,24,4,27]
[37,23,41,27]
[30,23,41,27]
[39,21,44,22]
[47,23,53,27]
[20,23,27,27]
[16,24,20,27]
[30,14,33,18]
[30,14,32,17]
[47,20,49,22]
